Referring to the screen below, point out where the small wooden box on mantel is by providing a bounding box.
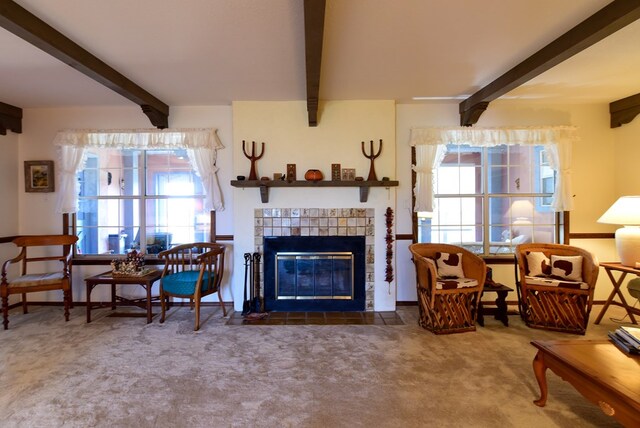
[331,163,341,181]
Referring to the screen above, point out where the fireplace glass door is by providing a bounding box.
[276,253,353,300]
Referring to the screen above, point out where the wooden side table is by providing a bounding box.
[594,262,638,325]
[85,269,163,323]
[477,284,513,326]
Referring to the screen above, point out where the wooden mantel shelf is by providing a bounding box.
[230,180,399,203]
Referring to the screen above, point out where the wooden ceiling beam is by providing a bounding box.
[304,0,326,127]
[459,0,640,126]
[0,101,22,135]
[610,92,640,127]
[0,0,169,129]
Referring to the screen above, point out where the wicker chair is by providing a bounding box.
[157,242,227,331]
[409,243,486,334]
[1,235,78,330]
[515,243,599,334]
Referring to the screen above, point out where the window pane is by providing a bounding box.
[487,146,507,167]
[146,150,203,196]
[437,146,482,194]
[76,199,139,255]
[488,166,508,193]
[146,198,208,249]
[488,197,556,249]
[424,197,482,251]
[508,144,533,166]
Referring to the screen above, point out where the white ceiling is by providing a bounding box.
[1,0,638,111]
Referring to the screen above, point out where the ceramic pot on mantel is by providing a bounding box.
[304,169,324,181]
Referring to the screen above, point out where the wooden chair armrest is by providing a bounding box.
[1,250,25,278]
[414,255,438,293]
[462,254,487,285]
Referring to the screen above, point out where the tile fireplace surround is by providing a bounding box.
[254,208,375,310]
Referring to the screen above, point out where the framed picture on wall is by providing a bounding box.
[24,160,55,193]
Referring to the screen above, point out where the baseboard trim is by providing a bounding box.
[7,300,227,308]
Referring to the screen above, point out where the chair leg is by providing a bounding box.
[69,279,74,309]
[194,298,201,331]
[160,291,166,324]
[63,289,70,322]
[2,295,8,330]
[22,293,28,314]
[218,289,227,317]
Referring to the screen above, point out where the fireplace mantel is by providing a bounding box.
[231,179,398,203]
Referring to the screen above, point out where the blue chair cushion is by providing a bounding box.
[161,271,214,296]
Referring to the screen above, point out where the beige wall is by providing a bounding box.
[612,110,640,195]
[0,131,20,303]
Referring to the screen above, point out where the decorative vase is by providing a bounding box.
[304,169,324,181]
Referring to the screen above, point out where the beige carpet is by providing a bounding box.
[0,304,630,427]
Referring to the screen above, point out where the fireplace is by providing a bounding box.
[263,236,366,311]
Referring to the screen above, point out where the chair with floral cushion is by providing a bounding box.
[515,243,599,334]
[157,242,227,331]
[409,243,486,334]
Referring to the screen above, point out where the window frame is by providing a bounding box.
[70,148,212,260]
[410,146,567,262]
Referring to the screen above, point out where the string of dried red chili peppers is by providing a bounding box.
[385,207,394,284]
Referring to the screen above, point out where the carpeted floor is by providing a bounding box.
[0,304,631,427]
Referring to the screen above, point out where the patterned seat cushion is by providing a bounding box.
[8,272,65,287]
[524,275,588,290]
[161,271,213,296]
[436,277,479,290]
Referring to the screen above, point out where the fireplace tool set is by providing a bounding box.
[242,252,267,319]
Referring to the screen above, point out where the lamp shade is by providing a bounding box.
[597,196,640,225]
[598,196,640,267]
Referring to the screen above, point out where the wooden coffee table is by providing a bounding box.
[531,340,640,426]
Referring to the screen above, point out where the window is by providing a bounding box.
[75,148,209,256]
[416,144,560,256]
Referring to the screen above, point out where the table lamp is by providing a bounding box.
[597,196,640,267]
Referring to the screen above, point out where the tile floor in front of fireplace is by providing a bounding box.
[226,310,404,326]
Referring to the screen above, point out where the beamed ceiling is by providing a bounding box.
[1,0,640,132]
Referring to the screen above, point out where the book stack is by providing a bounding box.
[608,325,640,355]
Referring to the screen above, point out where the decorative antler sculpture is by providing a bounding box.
[242,140,265,181]
[361,139,383,181]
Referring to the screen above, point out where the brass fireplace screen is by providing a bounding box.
[275,252,354,300]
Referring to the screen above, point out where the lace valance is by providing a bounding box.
[54,128,224,213]
[410,126,579,147]
[52,128,223,150]
[410,126,579,213]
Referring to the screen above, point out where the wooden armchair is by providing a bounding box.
[1,234,78,330]
[158,242,227,331]
[409,243,486,334]
[515,243,599,334]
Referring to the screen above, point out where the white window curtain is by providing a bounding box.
[410,126,579,213]
[53,128,225,213]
